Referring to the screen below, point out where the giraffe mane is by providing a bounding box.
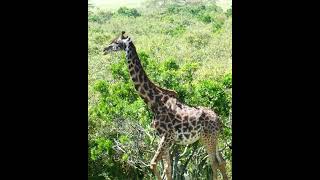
[152,83,178,98]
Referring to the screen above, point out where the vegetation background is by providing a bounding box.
[88,0,232,179]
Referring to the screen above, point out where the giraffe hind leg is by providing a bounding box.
[200,134,218,180]
[216,149,228,180]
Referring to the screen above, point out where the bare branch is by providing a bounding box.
[180,144,198,178]
[179,145,189,157]
[112,139,126,153]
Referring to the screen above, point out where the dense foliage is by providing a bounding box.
[89,1,232,179]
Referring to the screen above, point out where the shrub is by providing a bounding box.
[212,19,224,33]
[165,24,186,36]
[198,12,212,23]
[226,7,232,17]
[117,7,141,17]
[166,4,183,14]
[89,10,113,23]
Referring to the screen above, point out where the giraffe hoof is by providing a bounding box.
[217,159,226,166]
[150,162,157,170]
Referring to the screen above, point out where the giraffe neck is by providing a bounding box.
[125,42,161,110]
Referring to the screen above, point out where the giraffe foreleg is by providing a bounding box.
[150,135,171,180]
[150,151,162,180]
[162,149,172,180]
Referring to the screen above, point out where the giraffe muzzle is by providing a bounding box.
[103,46,113,54]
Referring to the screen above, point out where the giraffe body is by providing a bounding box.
[152,101,220,146]
[104,32,228,180]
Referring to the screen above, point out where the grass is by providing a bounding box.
[89,0,146,11]
[89,0,232,12]
[216,0,232,11]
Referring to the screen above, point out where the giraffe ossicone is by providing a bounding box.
[103,32,229,180]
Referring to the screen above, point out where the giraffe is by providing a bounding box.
[103,31,229,180]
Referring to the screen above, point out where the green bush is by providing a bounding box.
[117,7,141,17]
[194,79,231,117]
[187,5,206,16]
[226,7,232,17]
[198,13,212,23]
[212,19,224,32]
[222,72,232,88]
[89,10,113,23]
[166,4,182,14]
[165,24,187,36]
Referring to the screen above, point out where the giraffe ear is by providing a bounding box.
[121,31,128,39]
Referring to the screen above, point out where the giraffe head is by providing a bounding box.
[103,31,132,54]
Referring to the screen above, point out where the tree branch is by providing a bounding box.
[180,143,198,178]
